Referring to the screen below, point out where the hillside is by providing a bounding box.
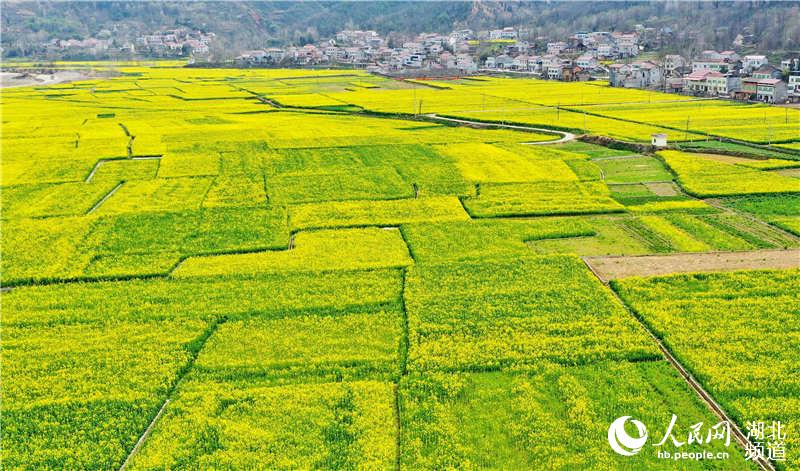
[2,1,800,58]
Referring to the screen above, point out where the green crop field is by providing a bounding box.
[2,64,797,469]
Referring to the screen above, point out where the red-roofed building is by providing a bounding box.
[683,70,739,96]
[739,77,788,103]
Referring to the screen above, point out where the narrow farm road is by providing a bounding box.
[423,113,576,144]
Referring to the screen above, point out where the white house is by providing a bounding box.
[787,71,800,102]
[576,54,598,69]
[489,27,517,41]
[596,43,615,58]
[664,54,686,74]
[742,55,768,73]
[651,133,667,148]
[547,41,568,55]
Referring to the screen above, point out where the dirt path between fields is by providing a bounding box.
[584,249,800,281]
[423,114,575,144]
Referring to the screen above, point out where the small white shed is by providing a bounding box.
[651,133,668,148]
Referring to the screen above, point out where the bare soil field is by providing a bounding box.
[644,181,679,196]
[775,168,800,178]
[584,248,800,281]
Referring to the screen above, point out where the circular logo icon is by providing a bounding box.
[608,416,648,456]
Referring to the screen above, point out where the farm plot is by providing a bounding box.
[720,194,800,237]
[265,144,470,203]
[2,268,402,326]
[1,207,290,284]
[699,212,799,249]
[400,362,752,469]
[202,176,267,208]
[614,269,800,470]
[528,216,654,256]
[88,158,160,183]
[528,211,791,257]
[93,177,214,215]
[289,196,470,230]
[677,140,800,159]
[174,228,412,277]
[451,106,683,142]
[592,154,673,183]
[434,142,578,183]
[606,179,710,213]
[463,181,625,217]
[1,180,123,218]
[573,100,800,144]
[157,153,221,178]
[695,153,800,170]
[128,379,397,469]
[658,150,800,197]
[401,218,595,263]
[2,319,209,470]
[404,255,660,371]
[258,110,551,149]
[2,266,403,467]
[190,309,404,382]
[586,249,800,281]
[1,216,97,284]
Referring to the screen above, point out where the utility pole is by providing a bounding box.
[684,116,690,141]
[412,85,417,116]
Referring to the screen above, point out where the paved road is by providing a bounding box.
[424,114,576,144]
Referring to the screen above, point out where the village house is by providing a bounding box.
[612,32,639,57]
[608,61,662,89]
[751,65,783,80]
[546,41,568,55]
[788,70,800,102]
[596,43,616,59]
[575,54,598,69]
[705,73,740,96]
[698,50,738,62]
[504,41,531,56]
[666,76,685,93]
[562,65,590,82]
[742,54,768,73]
[718,51,740,62]
[454,54,478,73]
[691,58,731,73]
[547,63,565,80]
[236,50,269,64]
[739,77,788,103]
[663,54,686,75]
[335,30,383,48]
[489,27,517,41]
[512,55,531,71]
[448,29,474,46]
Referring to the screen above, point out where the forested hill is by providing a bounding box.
[3,1,799,58]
